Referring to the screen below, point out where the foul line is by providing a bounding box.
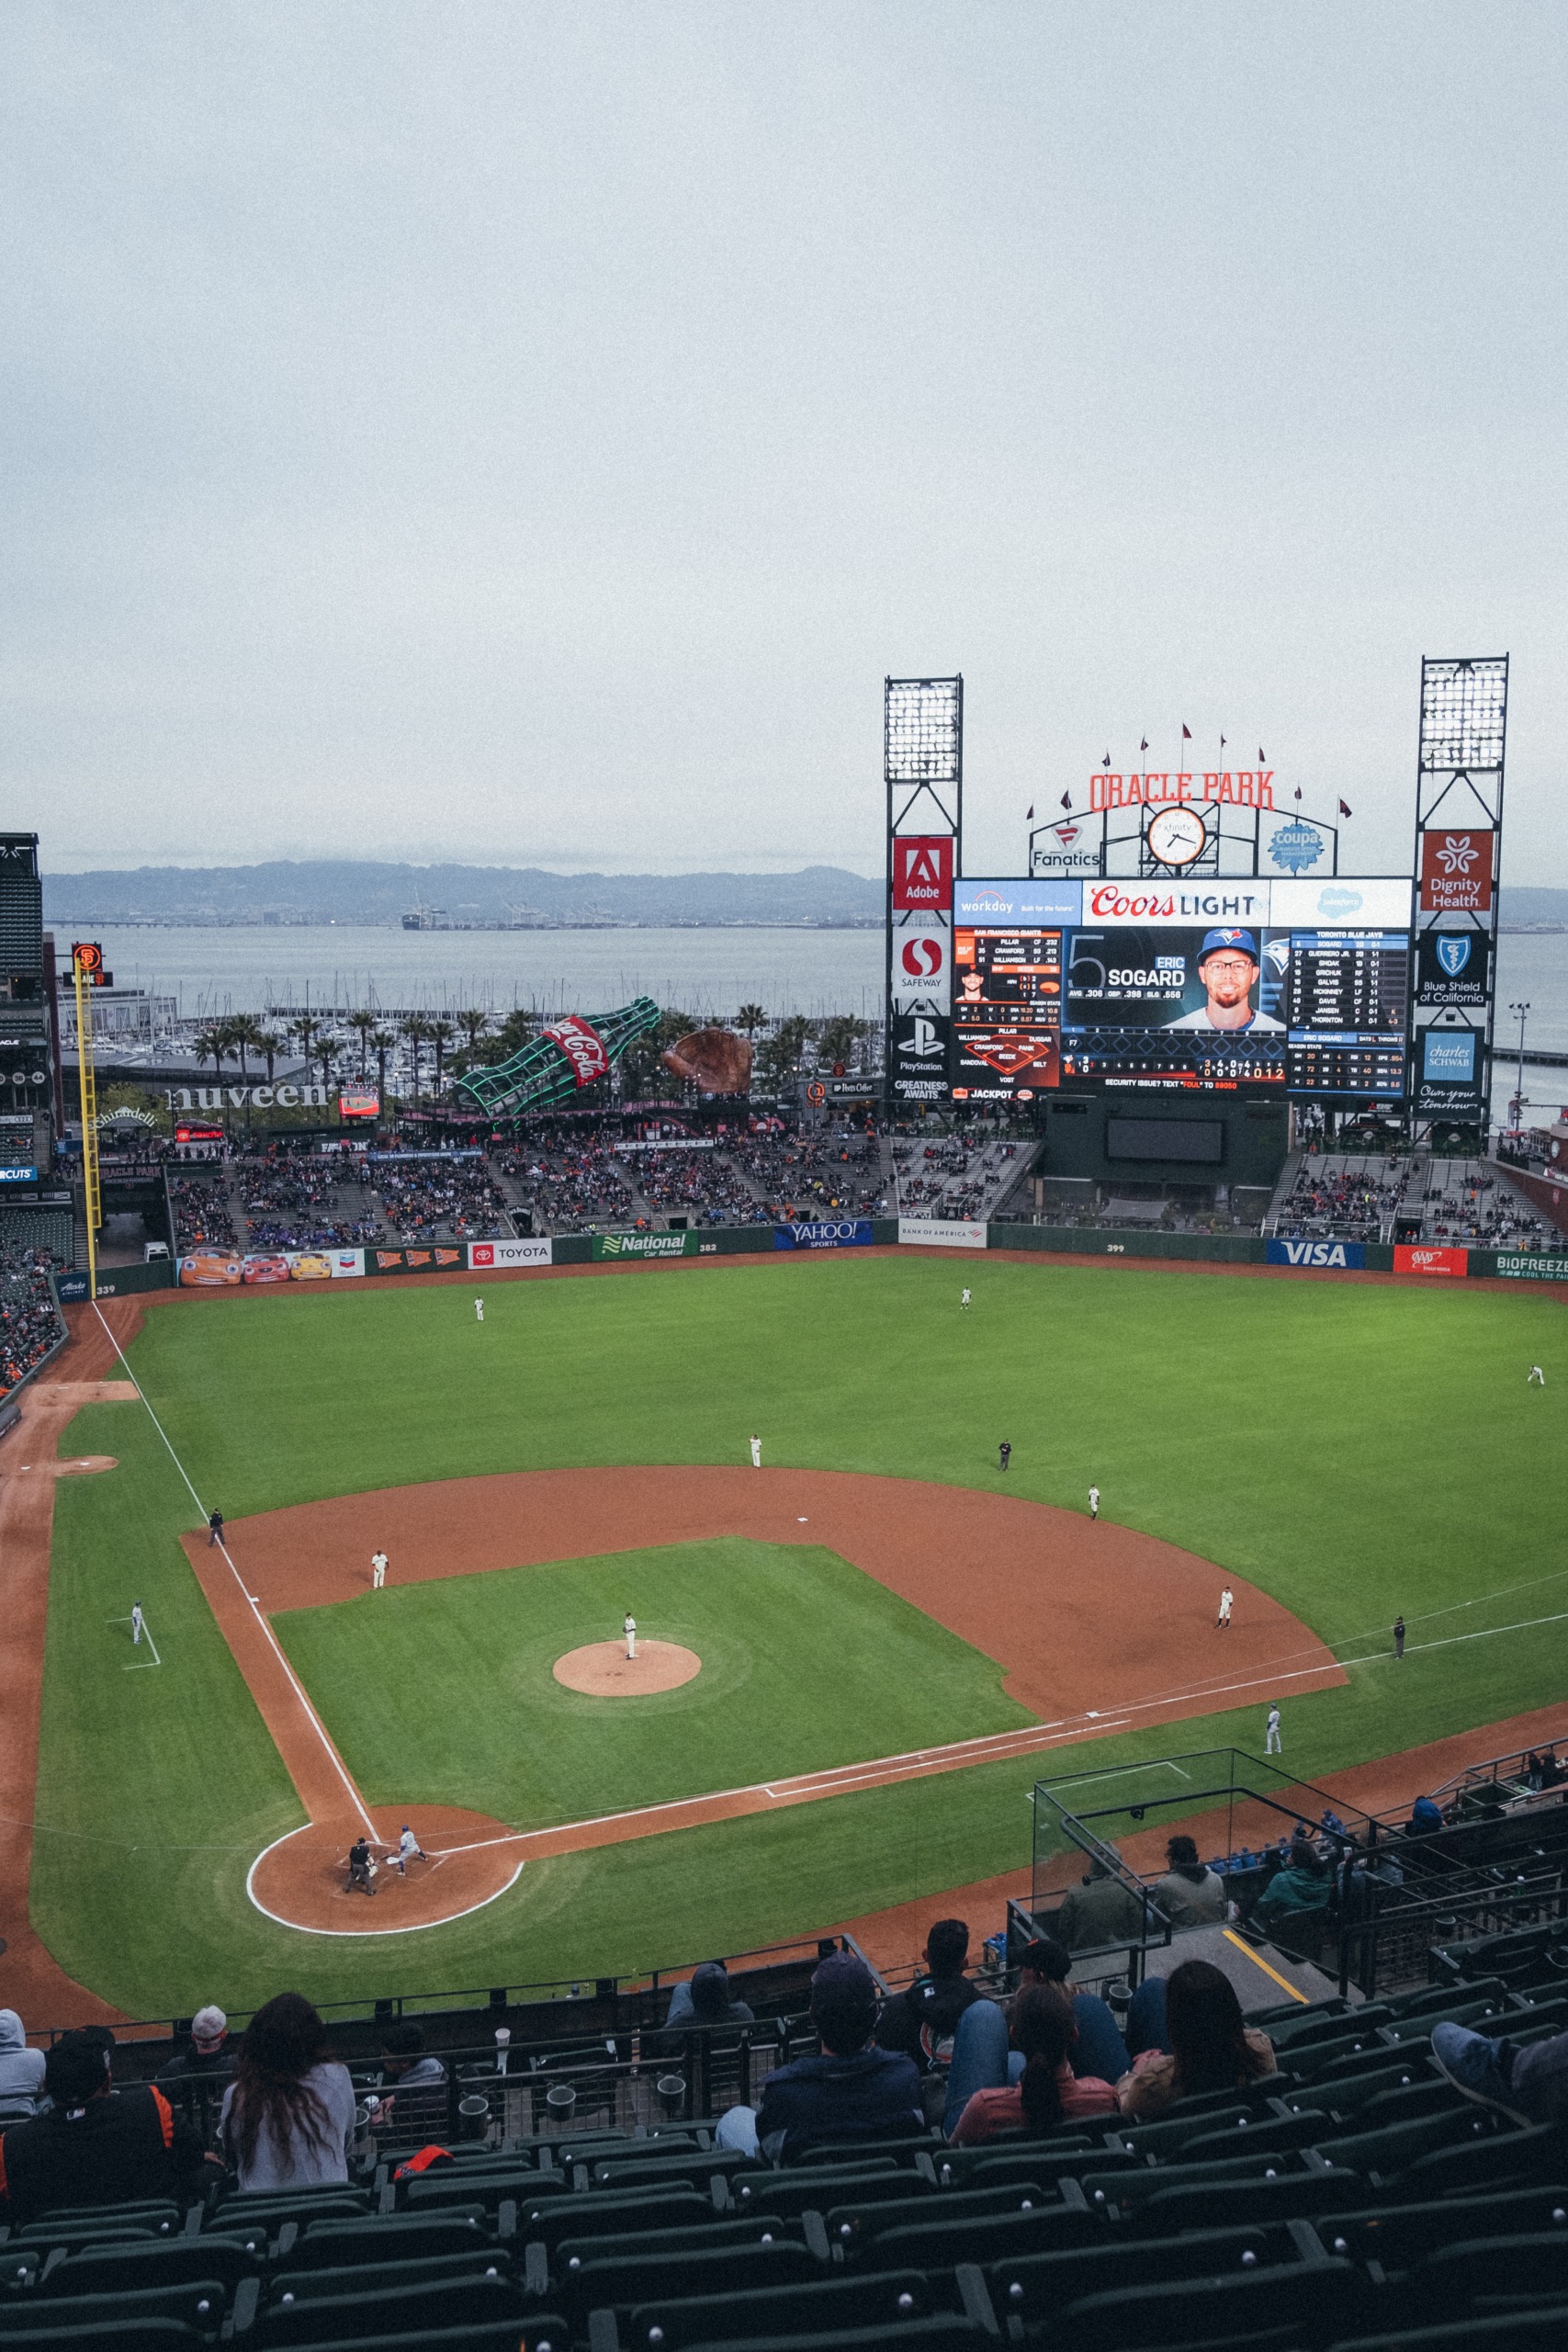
[91,1306,378,1841]
[109,1613,162,1669]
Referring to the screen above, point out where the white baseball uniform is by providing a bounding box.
[1266,1706,1282,1755]
[624,1613,637,1659]
[1089,1486,1100,1520]
[1217,1589,1233,1627]
[130,1603,144,1645]
[474,1298,485,1322]
[371,1552,388,1589]
[750,1435,761,1468]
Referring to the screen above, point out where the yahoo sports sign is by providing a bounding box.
[774,1219,873,1250]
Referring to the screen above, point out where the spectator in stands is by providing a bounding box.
[1054,1858,1147,1952]
[0,2030,208,2222]
[1150,1834,1226,1928]
[1010,1937,1130,2081]
[1116,1961,1276,2120]
[367,2023,447,2132]
[1410,1792,1444,1832]
[159,2004,233,2084]
[1253,1843,1332,1943]
[660,1961,755,2037]
[948,1985,1118,2144]
[874,1918,989,2125]
[219,1994,356,2192]
[715,1951,922,2162]
[1433,2018,1568,2129]
[0,2011,45,2122]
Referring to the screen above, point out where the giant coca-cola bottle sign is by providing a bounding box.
[543,1016,610,1087]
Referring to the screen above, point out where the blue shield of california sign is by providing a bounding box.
[1437,937,1471,978]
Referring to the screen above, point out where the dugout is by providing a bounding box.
[1037,1091,1288,1194]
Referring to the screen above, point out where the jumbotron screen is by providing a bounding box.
[948,879,1414,1101]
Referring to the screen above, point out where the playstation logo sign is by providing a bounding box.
[890,1010,952,1102]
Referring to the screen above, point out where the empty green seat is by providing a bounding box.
[282,2212,495,2270]
[986,2221,1311,2324]
[0,2284,229,2339]
[867,2196,1100,2269]
[1054,2254,1365,2349]
[1133,2165,1367,2233]
[559,2236,822,2324]
[827,2180,1044,2252]
[250,2272,523,2347]
[522,2191,713,2256]
[39,2238,259,2297]
[730,2164,908,2219]
[624,2265,961,2350]
[1314,2185,1568,2267]
[552,2214,795,2278]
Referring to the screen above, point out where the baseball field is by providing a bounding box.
[8,1248,1564,2022]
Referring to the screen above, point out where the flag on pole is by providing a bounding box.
[1061,792,1072,811]
[1220,734,1226,750]
[1140,737,1148,752]
[1026,805,1034,820]
[1181,724,1191,741]
[1294,786,1303,802]
[1101,752,1111,768]
[1259,747,1267,763]
[1338,799,1353,817]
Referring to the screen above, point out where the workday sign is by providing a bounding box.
[1265,1239,1367,1271]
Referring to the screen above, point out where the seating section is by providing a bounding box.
[6,1967,1568,2352]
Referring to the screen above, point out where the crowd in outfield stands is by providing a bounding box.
[1274,1158,1409,1244]
[168,1174,240,1254]
[0,1247,65,1393]
[371,1158,511,1243]
[498,1134,639,1232]
[1422,1163,1555,1247]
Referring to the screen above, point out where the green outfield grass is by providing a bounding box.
[31,1252,1565,2017]
[273,1538,1033,1826]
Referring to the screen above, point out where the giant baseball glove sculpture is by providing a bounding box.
[660,1026,754,1094]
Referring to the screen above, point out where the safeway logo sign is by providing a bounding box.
[892,835,953,910]
[891,920,951,1012]
[1420,830,1493,912]
[899,935,944,982]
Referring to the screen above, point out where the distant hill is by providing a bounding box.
[41,861,883,928]
[1497,887,1568,928]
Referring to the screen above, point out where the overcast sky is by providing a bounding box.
[6,3,1564,882]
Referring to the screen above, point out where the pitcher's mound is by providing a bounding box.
[553,1640,702,1696]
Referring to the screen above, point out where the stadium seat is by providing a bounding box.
[933,2141,1133,2192]
[1409,2232,1568,2319]
[37,2237,260,2297]
[1397,2124,1568,2196]
[1309,2108,1493,2180]
[30,2201,186,2237]
[1325,2307,1568,2350]
[1112,2099,1272,2157]
[825,2179,1047,2252]
[600,2322,984,2352]
[0,2284,231,2338]
[244,2271,525,2347]
[276,2212,498,2270]
[265,2247,517,2304]
[556,2235,824,2329]
[1283,2063,1428,2119]
[1313,2186,1568,2266]
[864,2193,1100,2269]
[592,2151,749,2192]
[201,2193,371,2242]
[1176,2107,1335,2162]
[1128,2165,1368,2233]
[404,2169,553,2212]
[521,2191,715,2256]
[621,2263,978,2350]
[983,2221,1318,2326]
[551,2213,798,2278]
[730,2164,912,2218]
[1050,2254,1367,2348]
[0,2327,200,2352]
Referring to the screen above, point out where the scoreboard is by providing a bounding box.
[940,879,1417,1105]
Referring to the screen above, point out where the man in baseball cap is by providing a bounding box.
[713,1949,923,2161]
[159,2006,232,2084]
[1166,930,1285,1034]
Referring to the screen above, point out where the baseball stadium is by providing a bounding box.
[2,662,1567,2350]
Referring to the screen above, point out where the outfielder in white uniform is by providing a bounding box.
[474,1298,485,1322]
[1088,1486,1100,1521]
[371,1551,388,1589]
[130,1602,144,1646]
[1529,1365,1545,1385]
[961,1288,971,1309]
[750,1433,761,1468]
[624,1612,637,1659]
[1265,1704,1282,1755]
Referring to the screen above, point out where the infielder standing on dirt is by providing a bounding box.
[371,1551,388,1589]
[1216,1587,1233,1630]
[624,1611,637,1659]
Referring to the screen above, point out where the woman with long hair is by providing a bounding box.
[1116,1960,1275,2120]
[949,1984,1117,2145]
[219,1994,356,2192]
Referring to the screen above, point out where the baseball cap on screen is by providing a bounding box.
[1196,929,1258,962]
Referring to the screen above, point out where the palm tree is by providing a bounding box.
[428,1018,455,1097]
[344,1009,378,1077]
[288,1012,319,1071]
[316,1035,338,1095]
[455,1007,491,1056]
[192,1023,227,1081]
[735,1003,767,1039]
[400,1013,432,1104]
[227,1012,266,1082]
[254,1031,284,1084]
[369,1029,394,1106]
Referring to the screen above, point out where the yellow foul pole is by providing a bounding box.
[73,953,101,1302]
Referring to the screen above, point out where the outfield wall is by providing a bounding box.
[54,1221,1568,1302]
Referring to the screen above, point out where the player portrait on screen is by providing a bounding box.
[1164,929,1285,1034]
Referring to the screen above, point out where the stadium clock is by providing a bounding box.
[1146,807,1207,867]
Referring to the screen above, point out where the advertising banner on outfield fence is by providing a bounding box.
[774,1219,874,1250]
[367,1245,467,1275]
[897,1217,987,1250]
[328,1250,365,1278]
[1394,1243,1469,1277]
[1491,1253,1568,1283]
[468,1238,552,1269]
[1266,1239,1367,1270]
[592,1230,700,1259]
